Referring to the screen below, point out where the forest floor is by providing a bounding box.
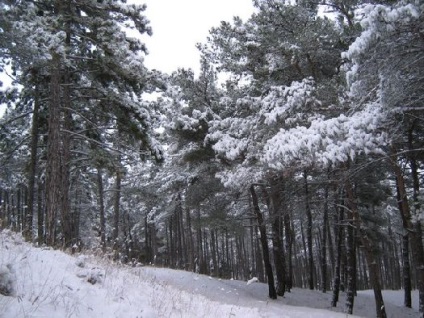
[0,229,420,318]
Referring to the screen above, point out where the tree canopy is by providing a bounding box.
[1,0,424,316]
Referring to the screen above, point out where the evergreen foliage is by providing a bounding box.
[1,0,423,316]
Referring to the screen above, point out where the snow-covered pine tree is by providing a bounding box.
[1,0,163,247]
[343,2,424,315]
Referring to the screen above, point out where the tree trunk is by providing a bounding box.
[345,205,356,315]
[402,234,412,308]
[37,182,44,245]
[303,171,314,290]
[112,168,122,258]
[409,128,424,314]
[332,200,344,307]
[55,0,74,248]
[211,229,218,276]
[60,83,72,247]
[321,183,329,293]
[97,168,106,252]
[263,176,286,296]
[249,184,277,299]
[284,211,293,291]
[393,159,424,316]
[186,208,194,272]
[45,55,62,246]
[24,82,41,241]
[345,177,387,318]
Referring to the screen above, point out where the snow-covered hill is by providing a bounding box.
[0,230,420,318]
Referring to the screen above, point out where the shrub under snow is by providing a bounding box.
[0,263,16,296]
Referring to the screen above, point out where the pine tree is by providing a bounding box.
[1,0,163,247]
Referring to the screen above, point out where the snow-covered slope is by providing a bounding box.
[0,230,419,318]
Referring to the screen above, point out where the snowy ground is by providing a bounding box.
[0,230,420,318]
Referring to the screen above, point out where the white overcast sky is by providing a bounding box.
[138,0,255,75]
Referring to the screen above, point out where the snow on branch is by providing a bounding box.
[262,101,388,170]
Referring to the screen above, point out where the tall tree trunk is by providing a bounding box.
[169,216,175,267]
[345,177,387,318]
[284,211,293,291]
[45,55,62,246]
[263,176,286,296]
[196,209,204,273]
[345,203,356,315]
[393,158,424,316]
[186,208,194,272]
[112,167,122,258]
[61,9,72,247]
[402,234,412,308]
[321,182,329,293]
[409,127,424,314]
[274,175,287,295]
[97,168,106,252]
[37,182,44,245]
[249,184,277,299]
[332,200,344,307]
[24,82,41,241]
[303,171,314,290]
[60,81,72,247]
[211,230,218,276]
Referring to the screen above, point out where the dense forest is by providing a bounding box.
[0,0,423,317]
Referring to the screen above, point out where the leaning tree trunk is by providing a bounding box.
[250,184,277,299]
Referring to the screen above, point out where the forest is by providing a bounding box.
[0,0,423,317]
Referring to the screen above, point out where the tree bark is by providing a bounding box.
[97,168,106,252]
[345,205,356,315]
[186,208,194,272]
[263,176,286,296]
[402,234,412,308]
[60,0,73,247]
[345,177,387,318]
[409,128,424,314]
[393,159,424,316]
[321,182,329,293]
[112,167,122,258]
[284,211,293,291]
[332,199,344,307]
[24,82,40,241]
[250,184,277,299]
[303,171,314,290]
[45,55,62,246]
[37,182,44,245]
[60,78,72,247]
